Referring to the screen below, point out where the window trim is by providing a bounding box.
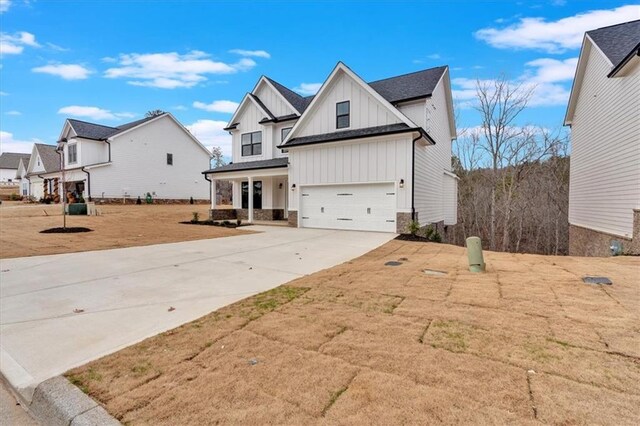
[336,101,350,129]
[166,153,173,166]
[241,131,262,156]
[281,127,292,142]
[68,144,78,165]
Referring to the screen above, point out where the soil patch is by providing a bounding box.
[67,241,640,424]
[40,227,93,234]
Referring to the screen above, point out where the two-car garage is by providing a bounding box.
[299,183,397,233]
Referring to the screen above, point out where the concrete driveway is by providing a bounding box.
[0,226,393,402]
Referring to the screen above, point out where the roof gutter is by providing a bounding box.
[104,139,112,162]
[278,126,435,149]
[607,43,640,78]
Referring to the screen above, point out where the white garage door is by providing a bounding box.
[300,183,396,232]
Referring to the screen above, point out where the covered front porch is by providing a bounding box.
[205,158,290,224]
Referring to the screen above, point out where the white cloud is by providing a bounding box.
[101,56,117,63]
[6,110,21,115]
[229,49,271,59]
[32,63,92,80]
[0,91,8,96]
[0,31,39,55]
[104,50,257,89]
[294,82,322,96]
[452,56,578,109]
[0,0,11,14]
[186,120,232,156]
[0,130,42,154]
[475,5,640,53]
[172,105,187,111]
[46,42,69,52]
[57,106,135,121]
[193,100,239,114]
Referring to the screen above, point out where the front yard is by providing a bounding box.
[0,203,247,258]
[67,240,640,424]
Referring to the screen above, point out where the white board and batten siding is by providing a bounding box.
[411,77,455,225]
[90,115,210,200]
[569,44,640,238]
[231,101,267,163]
[288,135,413,213]
[295,71,402,137]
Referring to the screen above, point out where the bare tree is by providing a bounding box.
[145,110,165,118]
[210,146,232,204]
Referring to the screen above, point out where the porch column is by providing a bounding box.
[248,176,254,223]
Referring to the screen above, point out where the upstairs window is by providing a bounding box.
[336,101,350,129]
[241,131,262,156]
[68,144,78,164]
[281,127,292,142]
[167,153,173,165]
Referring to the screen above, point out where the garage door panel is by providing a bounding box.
[300,183,396,232]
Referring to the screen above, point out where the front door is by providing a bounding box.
[241,181,262,209]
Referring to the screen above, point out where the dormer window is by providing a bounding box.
[241,131,262,156]
[68,144,77,164]
[336,101,350,129]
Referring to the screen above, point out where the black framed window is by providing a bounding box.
[336,101,350,129]
[167,153,173,165]
[241,180,262,209]
[241,131,262,156]
[281,127,292,142]
[68,144,77,164]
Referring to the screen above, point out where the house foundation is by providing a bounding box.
[569,210,639,256]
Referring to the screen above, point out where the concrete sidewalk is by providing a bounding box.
[0,226,393,403]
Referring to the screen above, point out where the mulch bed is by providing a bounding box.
[179,221,251,229]
[40,227,93,234]
[395,234,435,242]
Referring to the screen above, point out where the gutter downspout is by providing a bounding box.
[81,167,92,201]
[103,139,112,162]
[203,173,212,206]
[411,134,421,222]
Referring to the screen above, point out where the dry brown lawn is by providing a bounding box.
[67,240,640,425]
[0,202,247,259]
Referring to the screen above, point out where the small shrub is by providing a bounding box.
[78,196,86,204]
[189,196,194,205]
[9,193,21,201]
[407,220,420,235]
[191,212,200,223]
[236,218,242,226]
[222,220,231,226]
[145,192,153,204]
[431,231,442,243]
[424,225,435,239]
[136,196,142,205]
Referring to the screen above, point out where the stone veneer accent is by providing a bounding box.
[396,212,414,234]
[211,208,285,221]
[287,211,298,227]
[569,211,639,257]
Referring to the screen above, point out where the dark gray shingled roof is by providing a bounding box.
[0,152,31,169]
[263,65,447,117]
[279,123,432,148]
[67,115,161,140]
[587,20,640,68]
[265,77,311,113]
[34,143,61,173]
[203,157,288,174]
[368,66,448,103]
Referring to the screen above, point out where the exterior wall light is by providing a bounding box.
[291,183,296,191]
[399,179,405,188]
[279,182,283,189]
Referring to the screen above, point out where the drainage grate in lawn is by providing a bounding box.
[582,276,612,285]
[385,261,403,266]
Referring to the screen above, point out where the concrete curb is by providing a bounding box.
[28,377,120,426]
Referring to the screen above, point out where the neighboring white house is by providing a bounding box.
[205,62,457,234]
[564,20,640,256]
[24,144,60,200]
[0,152,31,184]
[25,113,212,202]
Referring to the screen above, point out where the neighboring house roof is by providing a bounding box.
[587,20,640,68]
[66,115,160,140]
[368,66,448,104]
[203,157,288,174]
[34,143,61,173]
[280,123,434,148]
[0,152,31,169]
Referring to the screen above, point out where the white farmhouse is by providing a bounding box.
[205,62,457,234]
[0,152,31,183]
[564,20,640,256]
[24,113,212,203]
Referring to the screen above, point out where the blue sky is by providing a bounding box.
[1,0,638,156]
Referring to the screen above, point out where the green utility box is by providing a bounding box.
[68,203,88,215]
